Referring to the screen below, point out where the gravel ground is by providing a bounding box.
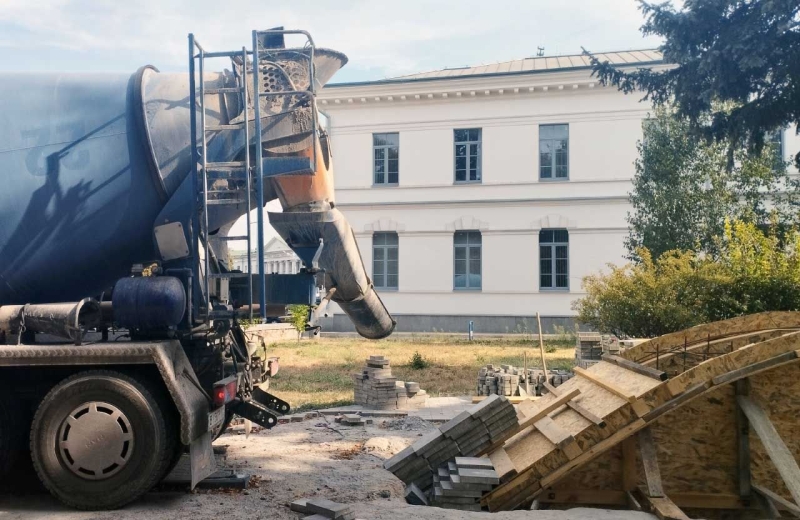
[0,416,656,520]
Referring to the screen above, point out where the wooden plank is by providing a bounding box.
[712,350,798,386]
[672,492,748,510]
[622,436,638,491]
[476,388,581,457]
[638,493,691,520]
[753,484,799,516]
[472,395,538,404]
[738,395,800,507]
[573,365,650,417]
[536,312,548,379]
[638,427,664,498]
[543,381,606,427]
[487,447,517,483]
[603,354,668,381]
[642,381,711,422]
[538,488,627,506]
[735,379,751,499]
[753,488,783,518]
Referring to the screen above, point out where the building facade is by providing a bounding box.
[313,50,797,334]
[230,237,302,275]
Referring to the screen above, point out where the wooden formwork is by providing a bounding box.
[480,312,800,519]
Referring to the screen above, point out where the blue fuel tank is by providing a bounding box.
[0,67,233,305]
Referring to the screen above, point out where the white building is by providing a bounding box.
[315,50,798,334]
[230,237,302,275]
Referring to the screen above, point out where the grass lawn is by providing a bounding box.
[264,335,576,411]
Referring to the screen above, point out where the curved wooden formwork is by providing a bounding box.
[480,315,800,518]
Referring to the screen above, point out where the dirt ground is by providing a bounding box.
[0,414,658,520]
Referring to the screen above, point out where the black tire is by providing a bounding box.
[30,370,174,510]
[0,390,25,479]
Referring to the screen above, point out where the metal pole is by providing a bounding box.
[198,47,210,323]
[188,34,199,325]
[243,46,253,322]
[252,30,267,323]
[468,320,474,341]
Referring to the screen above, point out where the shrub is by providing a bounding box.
[409,351,430,370]
[573,220,800,337]
[288,304,310,342]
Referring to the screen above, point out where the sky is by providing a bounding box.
[0,0,663,82]
[0,0,664,250]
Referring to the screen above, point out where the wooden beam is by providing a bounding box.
[753,488,783,518]
[735,379,752,499]
[738,395,800,506]
[573,365,649,416]
[712,350,798,386]
[476,388,581,456]
[638,427,664,498]
[472,395,538,404]
[753,484,799,517]
[638,493,691,520]
[642,381,711,422]
[602,354,668,381]
[543,381,606,427]
[622,436,638,492]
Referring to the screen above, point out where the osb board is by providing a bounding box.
[643,330,793,378]
[550,444,627,492]
[622,312,800,364]
[666,332,800,396]
[748,362,800,503]
[584,360,663,398]
[652,384,740,496]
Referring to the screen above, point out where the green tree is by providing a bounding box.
[288,304,310,342]
[628,107,796,259]
[573,221,800,337]
[587,0,800,167]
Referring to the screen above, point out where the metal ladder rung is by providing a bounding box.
[205,87,241,94]
[206,171,248,180]
[207,198,246,206]
[206,161,247,170]
[216,236,249,241]
[209,272,250,279]
[205,124,242,131]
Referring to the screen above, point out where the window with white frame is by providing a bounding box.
[373,133,399,185]
[454,128,481,182]
[454,231,482,290]
[767,128,785,167]
[539,124,569,179]
[539,229,569,290]
[373,232,398,289]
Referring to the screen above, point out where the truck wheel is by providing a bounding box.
[30,371,174,510]
[0,391,24,478]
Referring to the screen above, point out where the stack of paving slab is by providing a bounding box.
[290,498,355,520]
[384,394,517,502]
[477,364,574,396]
[431,457,500,511]
[353,355,427,410]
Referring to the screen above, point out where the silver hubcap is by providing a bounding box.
[58,402,134,480]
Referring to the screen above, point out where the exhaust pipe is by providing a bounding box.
[269,207,396,339]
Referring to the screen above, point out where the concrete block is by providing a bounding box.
[404,483,428,506]
[457,468,500,485]
[455,457,494,470]
[306,498,355,520]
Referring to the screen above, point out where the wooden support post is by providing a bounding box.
[735,379,752,501]
[536,312,548,381]
[738,395,800,507]
[638,427,664,498]
[753,484,799,517]
[637,494,691,520]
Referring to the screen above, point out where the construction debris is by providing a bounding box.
[353,355,427,410]
[383,394,517,502]
[477,364,573,396]
[334,414,374,427]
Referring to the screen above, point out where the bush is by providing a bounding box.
[409,351,430,370]
[573,220,800,337]
[288,304,310,341]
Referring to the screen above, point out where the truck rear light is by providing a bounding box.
[212,376,238,408]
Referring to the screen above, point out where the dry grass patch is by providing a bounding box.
[265,336,575,411]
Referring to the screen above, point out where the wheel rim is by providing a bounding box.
[57,402,134,481]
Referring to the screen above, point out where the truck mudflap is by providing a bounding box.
[0,341,210,446]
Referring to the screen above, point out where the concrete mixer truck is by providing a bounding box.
[0,28,394,510]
